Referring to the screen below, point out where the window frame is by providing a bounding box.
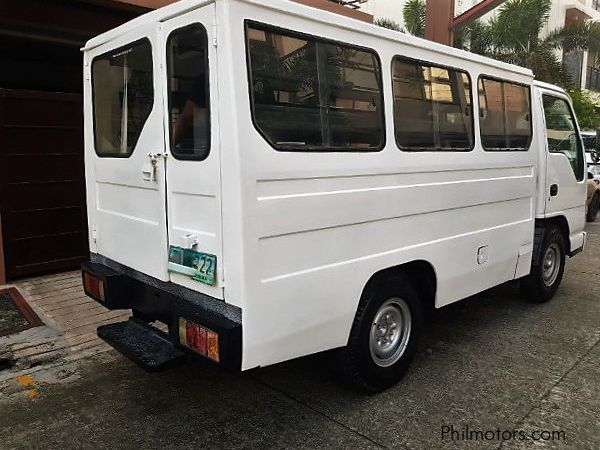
[541,93,585,182]
[391,55,475,153]
[477,75,533,152]
[165,23,212,162]
[244,20,386,153]
[91,37,154,158]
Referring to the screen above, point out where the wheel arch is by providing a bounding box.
[361,260,438,313]
[535,216,571,257]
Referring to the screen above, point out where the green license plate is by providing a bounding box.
[168,246,217,286]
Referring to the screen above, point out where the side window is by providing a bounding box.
[542,95,585,181]
[478,77,532,151]
[246,23,385,151]
[92,39,153,157]
[167,24,210,161]
[392,57,473,151]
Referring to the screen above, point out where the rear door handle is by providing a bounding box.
[550,184,559,197]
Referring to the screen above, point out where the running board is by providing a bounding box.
[98,318,185,372]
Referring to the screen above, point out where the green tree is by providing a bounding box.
[568,89,600,130]
[403,0,426,38]
[402,0,600,86]
[374,18,402,32]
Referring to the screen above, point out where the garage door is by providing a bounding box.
[0,89,88,280]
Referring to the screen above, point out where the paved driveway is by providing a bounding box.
[1,223,599,449]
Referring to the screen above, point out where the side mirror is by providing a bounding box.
[569,134,577,146]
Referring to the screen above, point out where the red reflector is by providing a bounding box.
[83,272,105,302]
[179,318,220,362]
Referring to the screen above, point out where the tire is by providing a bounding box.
[587,193,600,222]
[336,273,423,393]
[520,225,566,303]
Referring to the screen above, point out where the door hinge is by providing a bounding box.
[92,227,97,243]
[84,62,91,81]
[212,24,217,47]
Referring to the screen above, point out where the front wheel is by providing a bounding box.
[520,225,566,303]
[336,273,423,392]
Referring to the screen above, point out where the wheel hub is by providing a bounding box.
[542,243,561,287]
[369,298,412,367]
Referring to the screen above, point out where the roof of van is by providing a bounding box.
[534,80,567,95]
[83,0,533,78]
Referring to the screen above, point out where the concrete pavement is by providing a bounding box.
[1,222,599,449]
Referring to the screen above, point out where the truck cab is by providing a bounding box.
[534,81,587,255]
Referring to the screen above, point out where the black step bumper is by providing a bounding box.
[82,256,242,371]
[98,318,186,372]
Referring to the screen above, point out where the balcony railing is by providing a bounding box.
[327,0,368,10]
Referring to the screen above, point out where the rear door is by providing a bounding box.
[161,6,224,298]
[88,23,170,280]
[540,91,587,216]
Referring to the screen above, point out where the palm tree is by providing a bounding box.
[403,0,426,38]
[374,18,403,32]
[402,0,600,86]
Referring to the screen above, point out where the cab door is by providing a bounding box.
[161,5,224,299]
[541,92,587,218]
[87,23,170,281]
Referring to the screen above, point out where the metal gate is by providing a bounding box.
[0,89,88,280]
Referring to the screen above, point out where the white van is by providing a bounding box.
[81,0,587,391]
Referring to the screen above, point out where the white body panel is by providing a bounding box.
[533,82,587,252]
[83,0,587,371]
[84,22,170,281]
[161,5,226,299]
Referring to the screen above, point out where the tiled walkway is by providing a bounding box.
[0,271,129,381]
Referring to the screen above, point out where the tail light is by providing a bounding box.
[179,318,220,362]
[83,271,106,302]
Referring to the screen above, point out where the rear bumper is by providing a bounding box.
[81,257,242,371]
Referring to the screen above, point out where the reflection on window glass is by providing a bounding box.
[246,24,384,151]
[479,78,531,151]
[392,57,473,151]
[92,40,153,157]
[167,24,210,160]
[543,95,584,181]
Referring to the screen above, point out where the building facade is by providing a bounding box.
[359,0,600,91]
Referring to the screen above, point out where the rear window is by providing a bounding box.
[166,24,211,161]
[246,22,385,152]
[92,39,154,157]
[478,77,532,151]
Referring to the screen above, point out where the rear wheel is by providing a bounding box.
[520,225,566,303]
[337,273,423,392]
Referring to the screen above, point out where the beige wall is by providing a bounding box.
[114,0,373,22]
[293,0,372,22]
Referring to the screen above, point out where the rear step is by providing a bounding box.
[98,318,185,372]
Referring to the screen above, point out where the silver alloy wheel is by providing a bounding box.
[542,243,561,287]
[369,298,412,367]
